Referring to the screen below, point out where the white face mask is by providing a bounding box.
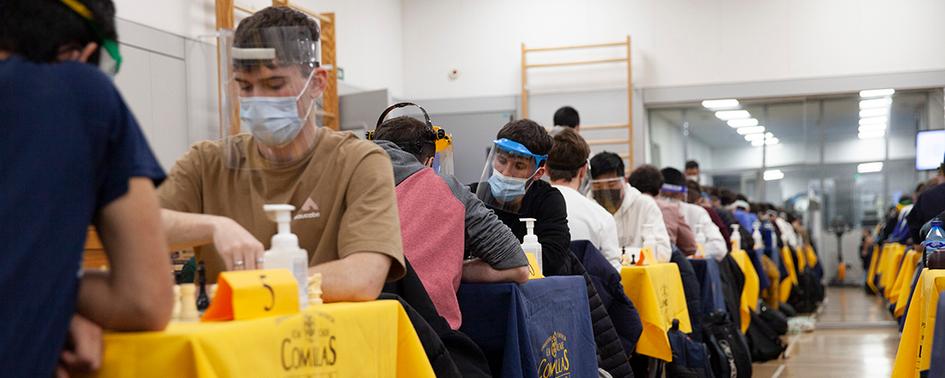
[239,72,316,146]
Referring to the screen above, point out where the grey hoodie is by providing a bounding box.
[376,140,527,269]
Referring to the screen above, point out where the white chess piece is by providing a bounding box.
[307,273,323,305]
[172,285,181,321]
[179,283,198,321]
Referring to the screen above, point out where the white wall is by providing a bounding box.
[114,0,405,96]
[401,0,945,99]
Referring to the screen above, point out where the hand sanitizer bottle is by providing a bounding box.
[263,204,309,309]
[641,223,656,265]
[752,221,764,252]
[730,224,741,252]
[520,218,543,276]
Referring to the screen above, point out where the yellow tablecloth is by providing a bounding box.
[883,244,907,299]
[620,263,692,362]
[731,250,760,333]
[890,250,921,306]
[866,245,881,294]
[89,300,434,378]
[779,246,799,303]
[893,269,945,378]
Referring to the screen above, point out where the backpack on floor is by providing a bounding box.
[703,311,752,378]
[758,302,788,336]
[666,319,714,378]
[745,311,785,362]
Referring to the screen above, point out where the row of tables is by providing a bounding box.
[874,242,945,378]
[90,263,705,377]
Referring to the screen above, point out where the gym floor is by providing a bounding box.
[752,287,899,378]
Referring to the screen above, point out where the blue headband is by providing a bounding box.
[494,138,547,166]
[661,183,688,193]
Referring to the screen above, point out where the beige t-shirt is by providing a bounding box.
[158,129,405,282]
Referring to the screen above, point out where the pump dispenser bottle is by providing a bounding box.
[641,223,656,265]
[263,204,309,308]
[520,218,543,275]
[730,224,741,251]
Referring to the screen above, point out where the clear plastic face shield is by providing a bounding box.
[660,183,687,202]
[590,177,625,214]
[220,26,323,169]
[476,138,547,214]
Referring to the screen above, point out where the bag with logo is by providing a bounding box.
[745,311,785,362]
[703,311,752,378]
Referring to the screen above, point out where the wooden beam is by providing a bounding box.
[524,41,626,53]
[581,123,628,131]
[319,12,339,130]
[586,138,631,146]
[626,35,634,168]
[520,42,528,119]
[525,57,627,69]
[273,0,332,23]
[233,4,254,14]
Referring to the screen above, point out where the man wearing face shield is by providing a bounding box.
[470,119,573,276]
[661,168,727,261]
[587,152,672,263]
[627,165,697,256]
[158,7,405,302]
[546,128,622,270]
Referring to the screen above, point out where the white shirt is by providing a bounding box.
[591,183,672,263]
[553,184,622,271]
[775,217,800,249]
[679,202,727,261]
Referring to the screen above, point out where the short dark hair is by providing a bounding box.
[373,116,436,163]
[548,128,590,181]
[660,167,686,187]
[686,180,701,203]
[234,6,320,74]
[719,189,737,206]
[0,0,117,64]
[685,160,699,170]
[590,151,625,179]
[497,119,553,156]
[553,106,580,128]
[628,165,664,196]
[736,193,749,202]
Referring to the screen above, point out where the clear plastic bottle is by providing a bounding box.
[924,219,945,269]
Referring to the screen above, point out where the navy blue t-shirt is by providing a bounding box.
[0,56,165,376]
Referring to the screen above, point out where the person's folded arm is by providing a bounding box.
[462,259,529,284]
[309,252,393,302]
[78,178,173,331]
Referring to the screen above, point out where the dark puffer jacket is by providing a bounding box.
[559,252,635,377]
[571,240,643,354]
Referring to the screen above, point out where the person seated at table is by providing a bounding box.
[686,179,732,245]
[158,6,405,302]
[370,114,529,329]
[0,1,174,376]
[628,164,697,256]
[661,168,727,261]
[470,119,573,276]
[587,152,672,263]
[546,128,622,270]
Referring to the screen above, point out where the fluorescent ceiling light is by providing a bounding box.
[859,89,895,98]
[857,162,884,173]
[736,126,766,135]
[858,130,886,139]
[858,124,887,133]
[763,169,784,181]
[745,132,774,141]
[702,99,739,109]
[860,97,892,109]
[859,108,889,118]
[715,110,751,120]
[727,118,759,128]
[859,116,888,126]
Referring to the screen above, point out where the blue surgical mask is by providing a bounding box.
[240,73,316,146]
[489,170,529,203]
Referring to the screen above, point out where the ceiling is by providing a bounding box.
[651,90,931,149]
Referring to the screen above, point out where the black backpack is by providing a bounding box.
[703,312,752,378]
[746,311,786,362]
[788,272,818,313]
[758,302,788,336]
[666,319,714,378]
